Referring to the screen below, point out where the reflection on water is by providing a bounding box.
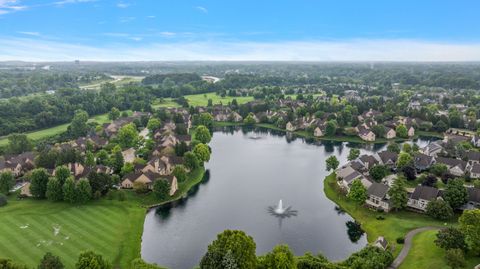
[346,221,365,243]
[141,127,437,269]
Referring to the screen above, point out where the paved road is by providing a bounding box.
[388,226,440,269]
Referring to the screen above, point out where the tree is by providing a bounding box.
[342,245,393,269]
[347,179,367,205]
[200,230,257,269]
[369,165,389,182]
[325,120,337,136]
[396,152,413,170]
[325,156,339,171]
[7,133,32,154]
[0,258,28,269]
[195,125,212,144]
[430,163,448,177]
[111,147,124,174]
[193,113,214,129]
[131,258,166,269]
[243,113,256,126]
[146,118,161,132]
[388,178,408,210]
[422,174,438,187]
[459,209,480,255]
[402,165,417,181]
[76,179,92,204]
[260,244,296,269]
[0,172,14,195]
[174,142,188,157]
[435,227,467,251]
[38,252,64,269]
[30,169,50,198]
[371,124,386,138]
[96,150,110,166]
[69,109,89,137]
[402,143,412,154]
[396,124,408,138]
[184,152,199,170]
[445,249,466,269]
[347,148,360,161]
[387,143,400,154]
[87,172,111,195]
[54,166,70,186]
[117,123,139,148]
[473,179,480,188]
[172,166,187,182]
[85,151,95,168]
[444,180,468,209]
[75,251,111,269]
[63,178,76,203]
[426,199,454,220]
[153,180,170,200]
[108,107,120,121]
[193,143,211,163]
[46,178,63,202]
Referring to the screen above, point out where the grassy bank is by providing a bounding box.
[0,167,206,268]
[399,230,480,269]
[323,173,449,257]
[0,197,146,268]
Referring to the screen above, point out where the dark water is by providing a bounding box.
[141,127,435,269]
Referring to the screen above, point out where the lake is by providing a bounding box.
[141,127,435,269]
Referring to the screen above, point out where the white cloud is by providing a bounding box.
[18,31,41,36]
[1,37,480,62]
[146,15,155,19]
[159,32,176,37]
[119,16,135,23]
[53,0,96,6]
[116,2,129,8]
[0,0,27,14]
[196,6,207,13]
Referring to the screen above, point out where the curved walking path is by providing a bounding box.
[388,226,440,269]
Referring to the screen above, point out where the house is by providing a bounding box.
[471,135,480,147]
[314,126,325,137]
[376,151,398,168]
[121,171,178,196]
[421,141,444,157]
[67,162,90,179]
[0,152,36,177]
[336,166,371,191]
[365,182,391,212]
[407,186,441,212]
[229,112,243,122]
[408,101,421,111]
[359,155,379,170]
[435,157,469,177]
[20,182,32,197]
[470,163,480,179]
[384,127,396,139]
[461,187,480,210]
[466,151,480,165]
[413,153,435,171]
[407,126,415,137]
[444,134,470,144]
[122,148,136,164]
[358,126,376,142]
[373,236,389,251]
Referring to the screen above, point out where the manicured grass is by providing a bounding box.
[0,198,146,268]
[323,173,450,257]
[152,98,181,109]
[0,112,114,147]
[399,230,480,269]
[184,93,254,107]
[0,167,206,268]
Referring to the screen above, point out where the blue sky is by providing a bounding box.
[0,0,479,61]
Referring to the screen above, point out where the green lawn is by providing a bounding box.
[0,198,146,268]
[152,98,181,109]
[323,173,451,257]
[0,112,113,147]
[399,230,480,269]
[0,167,206,268]
[184,93,254,107]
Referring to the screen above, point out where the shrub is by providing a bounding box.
[376,215,385,220]
[117,191,126,201]
[396,237,405,244]
[0,194,7,207]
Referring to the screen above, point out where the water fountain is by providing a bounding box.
[268,199,298,218]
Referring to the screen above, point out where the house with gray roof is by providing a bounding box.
[414,152,435,171]
[407,186,441,212]
[365,182,391,212]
